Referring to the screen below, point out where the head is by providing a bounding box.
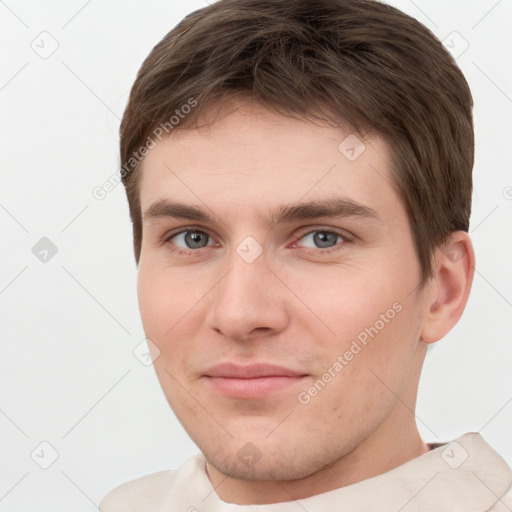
[120,0,475,491]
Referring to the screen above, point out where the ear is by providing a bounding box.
[420,231,475,344]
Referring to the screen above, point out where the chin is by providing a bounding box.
[201,437,340,482]
[207,452,318,482]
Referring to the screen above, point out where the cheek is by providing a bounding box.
[294,301,420,436]
[286,262,408,345]
[137,266,169,337]
[289,261,421,391]
[137,262,201,340]
[137,265,199,404]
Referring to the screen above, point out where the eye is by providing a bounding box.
[294,229,349,254]
[166,229,215,254]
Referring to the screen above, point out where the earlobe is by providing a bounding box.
[420,232,475,344]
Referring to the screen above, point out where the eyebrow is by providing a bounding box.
[142,196,381,227]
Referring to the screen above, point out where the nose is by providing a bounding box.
[205,246,289,343]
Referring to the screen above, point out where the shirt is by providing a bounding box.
[100,432,512,511]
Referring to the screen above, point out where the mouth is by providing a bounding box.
[203,362,309,399]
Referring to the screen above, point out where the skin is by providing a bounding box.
[136,100,475,504]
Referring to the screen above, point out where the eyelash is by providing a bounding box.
[163,227,353,257]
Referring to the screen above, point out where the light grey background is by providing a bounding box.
[1,0,511,510]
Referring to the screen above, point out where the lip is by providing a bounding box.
[205,362,306,379]
[203,362,308,398]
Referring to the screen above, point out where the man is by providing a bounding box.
[100,0,512,509]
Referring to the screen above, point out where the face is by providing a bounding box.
[136,101,430,482]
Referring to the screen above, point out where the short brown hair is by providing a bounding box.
[120,0,474,285]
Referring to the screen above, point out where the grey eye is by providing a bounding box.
[300,230,342,249]
[172,230,211,249]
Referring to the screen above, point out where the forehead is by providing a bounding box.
[138,102,401,225]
